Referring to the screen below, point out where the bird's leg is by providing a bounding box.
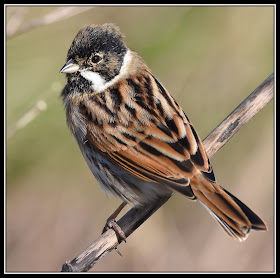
[102,201,127,243]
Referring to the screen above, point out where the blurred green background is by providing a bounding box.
[6,6,274,272]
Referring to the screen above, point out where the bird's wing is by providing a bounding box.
[78,71,215,197]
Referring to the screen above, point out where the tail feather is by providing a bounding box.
[222,187,267,231]
[190,174,267,241]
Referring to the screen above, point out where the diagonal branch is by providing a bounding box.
[61,73,274,272]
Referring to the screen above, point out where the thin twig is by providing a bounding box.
[61,73,274,272]
[7,82,63,140]
[7,100,47,139]
[7,6,94,37]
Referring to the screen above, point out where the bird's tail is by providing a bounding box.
[190,173,267,241]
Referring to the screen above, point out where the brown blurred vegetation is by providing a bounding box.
[6,5,274,272]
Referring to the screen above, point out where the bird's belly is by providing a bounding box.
[81,146,171,207]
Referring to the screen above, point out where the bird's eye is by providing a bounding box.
[91,54,102,64]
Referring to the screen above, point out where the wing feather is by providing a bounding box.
[78,70,215,194]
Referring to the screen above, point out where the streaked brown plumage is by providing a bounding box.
[60,23,267,242]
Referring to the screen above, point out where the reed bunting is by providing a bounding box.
[60,23,267,242]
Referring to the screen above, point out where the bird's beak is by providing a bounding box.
[60,59,80,74]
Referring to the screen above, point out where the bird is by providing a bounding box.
[60,23,267,243]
